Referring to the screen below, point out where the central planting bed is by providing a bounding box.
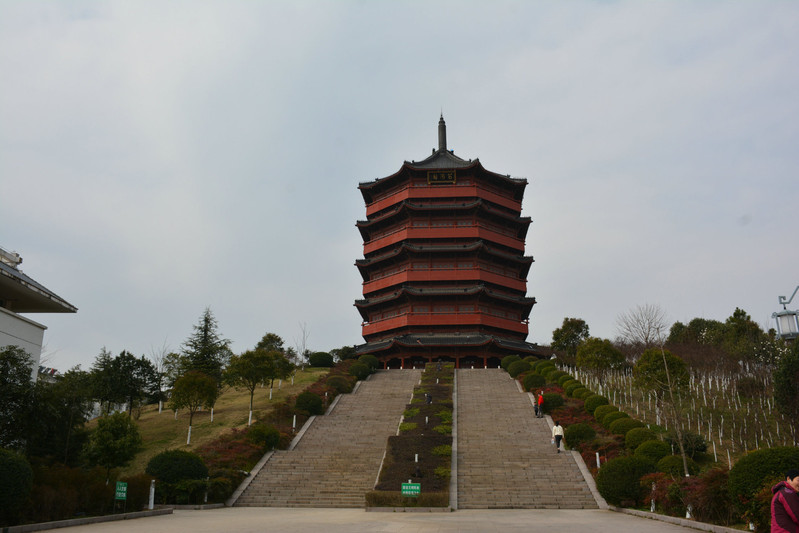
[366,363,454,508]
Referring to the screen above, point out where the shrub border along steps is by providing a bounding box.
[225,378,366,507]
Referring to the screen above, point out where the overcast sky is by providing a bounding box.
[2,1,798,371]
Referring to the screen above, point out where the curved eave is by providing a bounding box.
[356,334,542,355]
[358,156,526,204]
[0,262,78,313]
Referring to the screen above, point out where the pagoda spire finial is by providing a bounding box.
[438,113,447,152]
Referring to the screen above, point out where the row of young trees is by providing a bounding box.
[551,305,799,477]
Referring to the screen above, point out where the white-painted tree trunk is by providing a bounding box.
[174,409,178,420]
[210,407,214,422]
[187,425,192,445]
[248,410,253,426]
[159,400,163,414]
[269,387,273,400]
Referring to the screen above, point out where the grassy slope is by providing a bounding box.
[120,368,327,476]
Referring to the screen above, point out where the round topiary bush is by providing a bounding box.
[608,417,644,436]
[542,393,564,413]
[523,373,546,391]
[601,411,629,429]
[325,375,353,394]
[0,448,33,524]
[507,360,532,378]
[657,455,698,477]
[634,440,671,463]
[596,456,655,506]
[547,370,568,383]
[557,374,574,387]
[625,427,656,450]
[501,355,521,370]
[358,354,379,370]
[308,351,334,367]
[564,381,583,397]
[584,394,609,415]
[349,362,371,380]
[728,446,799,510]
[563,423,596,449]
[592,404,619,422]
[572,387,592,399]
[534,359,555,372]
[246,423,281,450]
[146,450,208,484]
[295,391,324,415]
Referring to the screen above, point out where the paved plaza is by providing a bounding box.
[62,507,706,533]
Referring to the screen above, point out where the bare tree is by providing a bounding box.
[615,303,670,352]
[294,322,310,364]
[148,340,171,414]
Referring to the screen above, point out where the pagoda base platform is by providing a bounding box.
[355,334,547,369]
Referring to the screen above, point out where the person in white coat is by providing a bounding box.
[552,421,564,453]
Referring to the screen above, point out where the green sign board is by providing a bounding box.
[115,481,128,501]
[401,482,421,497]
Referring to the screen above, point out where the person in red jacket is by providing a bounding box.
[771,468,799,533]
[536,391,544,419]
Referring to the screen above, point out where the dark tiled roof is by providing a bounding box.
[356,334,542,355]
[0,261,77,313]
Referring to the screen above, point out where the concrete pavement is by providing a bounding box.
[61,507,710,532]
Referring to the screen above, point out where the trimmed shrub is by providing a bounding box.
[625,427,656,450]
[601,411,629,429]
[584,394,609,415]
[596,456,655,506]
[507,360,532,378]
[634,440,671,463]
[557,374,574,387]
[295,391,324,415]
[534,359,555,372]
[593,404,619,422]
[547,370,568,382]
[325,375,354,394]
[657,455,698,477]
[308,351,334,367]
[542,393,564,413]
[146,450,208,485]
[349,362,371,380]
[572,387,592,399]
[564,381,583,397]
[358,354,379,370]
[0,449,33,525]
[728,446,799,511]
[608,417,644,436]
[246,423,280,450]
[563,423,596,449]
[523,373,546,391]
[501,355,521,370]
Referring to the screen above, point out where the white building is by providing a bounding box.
[0,246,77,380]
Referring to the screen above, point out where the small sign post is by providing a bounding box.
[115,481,128,513]
[401,482,421,497]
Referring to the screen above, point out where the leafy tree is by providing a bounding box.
[90,347,120,415]
[225,349,274,425]
[162,351,190,388]
[24,367,93,464]
[667,317,725,346]
[255,332,285,353]
[551,317,590,358]
[113,351,158,417]
[0,448,33,526]
[170,371,217,444]
[575,337,625,371]
[722,307,770,361]
[83,411,142,481]
[329,345,357,361]
[773,340,799,443]
[181,308,231,386]
[0,346,34,450]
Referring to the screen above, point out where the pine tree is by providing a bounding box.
[181,308,231,386]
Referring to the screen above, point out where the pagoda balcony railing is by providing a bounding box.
[363,226,524,255]
[362,267,527,293]
[366,183,521,216]
[361,311,529,336]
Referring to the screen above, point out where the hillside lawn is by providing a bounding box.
[117,367,329,476]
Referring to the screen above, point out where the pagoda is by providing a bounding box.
[354,116,543,369]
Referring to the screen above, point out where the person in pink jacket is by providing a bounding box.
[771,469,799,532]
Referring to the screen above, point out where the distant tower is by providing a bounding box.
[355,117,541,369]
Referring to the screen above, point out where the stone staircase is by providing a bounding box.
[235,369,421,508]
[456,368,598,509]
